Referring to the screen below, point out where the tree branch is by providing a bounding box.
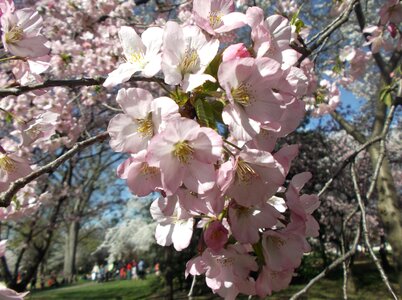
[289,223,361,300]
[350,163,398,300]
[0,76,158,98]
[318,135,381,197]
[366,104,396,200]
[330,111,367,144]
[295,0,359,66]
[0,132,109,208]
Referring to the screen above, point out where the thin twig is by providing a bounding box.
[350,163,398,300]
[296,0,359,66]
[289,223,361,300]
[341,228,348,300]
[0,132,109,208]
[366,104,396,200]
[187,275,196,299]
[318,135,381,197]
[0,76,158,98]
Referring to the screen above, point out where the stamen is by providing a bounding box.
[173,141,194,164]
[127,51,145,66]
[136,113,153,137]
[0,154,15,173]
[139,162,159,176]
[209,11,223,29]
[236,159,257,183]
[269,235,285,248]
[231,83,252,106]
[180,48,199,75]
[5,26,24,44]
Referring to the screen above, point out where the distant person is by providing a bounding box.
[126,261,132,280]
[91,263,100,281]
[137,259,145,279]
[154,262,160,276]
[132,260,138,279]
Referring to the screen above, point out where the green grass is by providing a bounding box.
[28,262,400,300]
[28,276,163,300]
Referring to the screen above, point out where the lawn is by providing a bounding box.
[28,262,400,300]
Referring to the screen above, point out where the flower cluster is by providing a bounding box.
[106,1,319,298]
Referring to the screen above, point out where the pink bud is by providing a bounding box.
[387,23,398,38]
[203,220,228,251]
[222,43,251,62]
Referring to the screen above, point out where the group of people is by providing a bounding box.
[90,259,148,282]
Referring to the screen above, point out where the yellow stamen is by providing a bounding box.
[136,113,153,137]
[139,162,158,176]
[0,154,15,173]
[173,141,194,164]
[127,51,145,65]
[269,235,285,248]
[236,159,257,183]
[5,26,24,44]
[180,48,199,75]
[231,83,252,106]
[209,11,223,29]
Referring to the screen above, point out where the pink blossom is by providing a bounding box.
[117,150,162,197]
[192,0,247,36]
[186,245,258,299]
[147,117,222,195]
[222,43,251,62]
[309,80,340,117]
[162,21,219,92]
[255,266,293,297]
[379,0,402,25]
[363,26,393,54]
[228,200,280,244]
[150,194,194,251]
[262,229,307,271]
[286,172,320,237]
[0,288,28,300]
[19,111,59,146]
[0,150,32,192]
[246,9,299,66]
[107,88,179,153]
[103,26,163,88]
[203,220,229,251]
[218,57,284,143]
[1,7,49,57]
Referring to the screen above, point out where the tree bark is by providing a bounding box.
[63,220,80,283]
[368,145,402,289]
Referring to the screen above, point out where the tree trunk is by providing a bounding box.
[63,220,80,283]
[368,145,402,290]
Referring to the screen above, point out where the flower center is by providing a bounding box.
[180,48,199,75]
[209,11,223,29]
[5,26,24,44]
[236,159,257,183]
[231,83,252,106]
[173,141,194,164]
[139,162,159,176]
[216,256,234,267]
[269,235,285,248]
[136,113,153,137]
[0,154,15,173]
[127,51,146,66]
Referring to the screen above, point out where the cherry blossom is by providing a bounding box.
[1,6,49,57]
[192,0,247,36]
[103,26,163,88]
[162,21,219,92]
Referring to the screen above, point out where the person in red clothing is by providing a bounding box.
[126,261,132,280]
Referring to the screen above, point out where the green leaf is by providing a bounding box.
[171,89,188,106]
[5,113,13,124]
[380,85,392,106]
[194,99,217,129]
